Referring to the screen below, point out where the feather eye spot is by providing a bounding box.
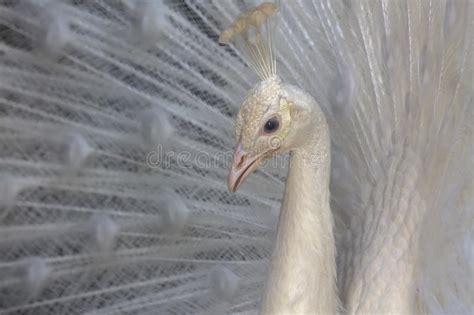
[0,176,24,209]
[41,16,71,56]
[88,215,119,252]
[160,194,189,231]
[139,108,174,151]
[130,0,166,44]
[62,132,93,172]
[23,257,50,299]
[208,265,240,302]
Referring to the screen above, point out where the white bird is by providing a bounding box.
[0,1,472,314]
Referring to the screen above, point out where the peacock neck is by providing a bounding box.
[260,110,337,314]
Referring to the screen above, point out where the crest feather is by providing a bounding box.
[219,2,278,80]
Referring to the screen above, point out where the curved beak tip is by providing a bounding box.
[228,143,265,193]
[228,161,245,193]
[227,173,237,193]
[227,181,236,193]
[228,143,250,193]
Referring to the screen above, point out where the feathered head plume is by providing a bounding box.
[219,2,278,80]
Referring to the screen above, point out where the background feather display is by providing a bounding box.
[0,0,472,314]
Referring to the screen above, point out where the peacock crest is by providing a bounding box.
[219,2,278,81]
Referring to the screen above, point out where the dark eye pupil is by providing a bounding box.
[264,118,279,133]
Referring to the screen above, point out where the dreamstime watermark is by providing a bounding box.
[146,146,283,170]
[146,136,289,170]
[145,136,323,170]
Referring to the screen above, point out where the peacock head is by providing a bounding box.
[227,75,316,192]
[220,2,317,192]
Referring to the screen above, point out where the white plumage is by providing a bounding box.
[0,0,472,314]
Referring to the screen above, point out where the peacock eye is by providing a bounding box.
[263,116,280,134]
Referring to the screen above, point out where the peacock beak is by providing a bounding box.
[228,143,264,193]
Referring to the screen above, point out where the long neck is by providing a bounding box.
[260,114,337,314]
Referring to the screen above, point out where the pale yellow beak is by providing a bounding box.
[228,142,268,192]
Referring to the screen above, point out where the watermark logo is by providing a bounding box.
[269,136,282,149]
[145,145,290,170]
